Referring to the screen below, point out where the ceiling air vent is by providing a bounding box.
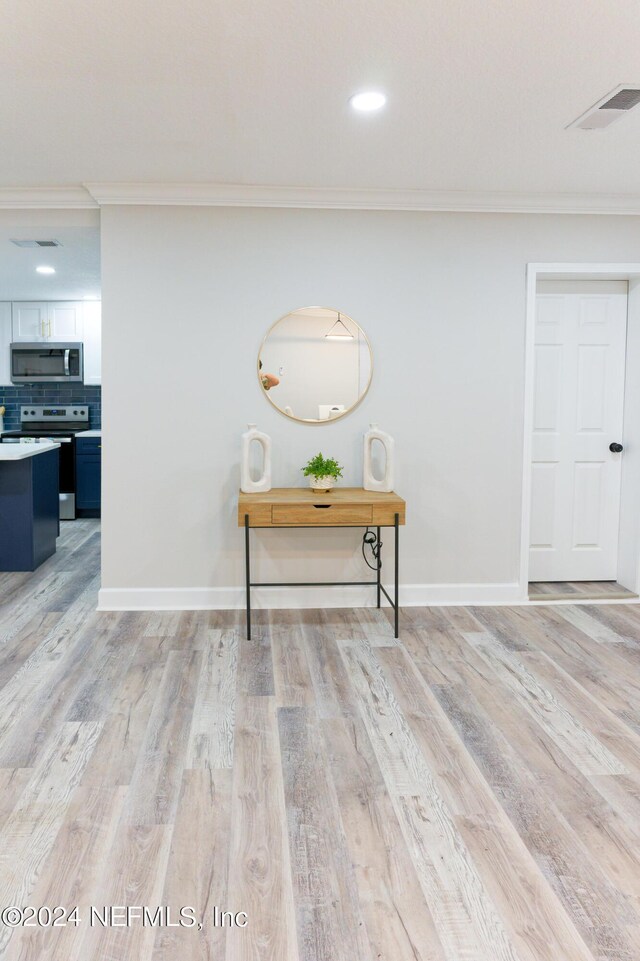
[567,84,640,130]
[10,238,62,248]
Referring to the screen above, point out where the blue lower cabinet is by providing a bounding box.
[0,448,59,571]
[76,438,101,516]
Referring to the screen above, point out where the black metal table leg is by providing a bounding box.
[394,512,399,638]
[376,525,381,608]
[242,516,399,640]
[244,513,251,640]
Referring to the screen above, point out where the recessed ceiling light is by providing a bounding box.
[36,265,56,274]
[349,91,387,113]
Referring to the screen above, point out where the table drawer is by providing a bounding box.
[271,503,373,526]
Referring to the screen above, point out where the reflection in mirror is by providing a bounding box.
[258,307,372,423]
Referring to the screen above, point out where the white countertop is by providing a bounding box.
[76,430,101,438]
[0,440,61,461]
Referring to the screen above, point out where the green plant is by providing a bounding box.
[302,452,344,480]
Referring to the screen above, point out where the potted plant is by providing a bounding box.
[302,452,344,493]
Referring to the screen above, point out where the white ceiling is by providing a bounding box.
[0,213,100,299]
[2,1,640,198]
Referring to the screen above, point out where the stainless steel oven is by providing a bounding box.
[10,343,83,384]
[1,406,90,519]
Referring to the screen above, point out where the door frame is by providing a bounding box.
[520,263,640,598]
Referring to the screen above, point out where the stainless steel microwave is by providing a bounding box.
[10,343,84,384]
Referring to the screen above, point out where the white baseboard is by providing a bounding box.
[402,582,523,606]
[97,582,523,611]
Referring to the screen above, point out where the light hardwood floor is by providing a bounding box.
[1,520,640,960]
[529,580,638,601]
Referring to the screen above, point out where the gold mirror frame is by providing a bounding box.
[258,306,373,424]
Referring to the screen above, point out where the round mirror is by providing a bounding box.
[258,307,373,423]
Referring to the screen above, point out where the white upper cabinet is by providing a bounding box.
[12,302,49,341]
[82,301,101,385]
[48,302,84,341]
[12,301,84,342]
[5,300,101,385]
[0,303,11,386]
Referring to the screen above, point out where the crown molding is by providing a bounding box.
[0,187,97,208]
[83,181,640,214]
[3,182,640,215]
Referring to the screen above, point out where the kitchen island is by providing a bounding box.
[0,442,60,571]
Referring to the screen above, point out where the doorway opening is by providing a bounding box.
[0,211,101,588]
[521,264,640,603]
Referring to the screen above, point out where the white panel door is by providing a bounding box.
[529,281,627,581]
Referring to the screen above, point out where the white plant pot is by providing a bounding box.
[309,474,336,493]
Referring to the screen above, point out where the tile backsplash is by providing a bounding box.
[0,384,101,432]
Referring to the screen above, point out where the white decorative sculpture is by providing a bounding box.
[241,424,272,493]
[363,423,394,492]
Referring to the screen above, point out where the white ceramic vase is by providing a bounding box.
[309,474,335,493]
[363,423,394,492]
[240,424,272,493]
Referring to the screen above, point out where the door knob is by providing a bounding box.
[609,442,624,453]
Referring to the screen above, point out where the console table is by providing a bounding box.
[238,487,406,639]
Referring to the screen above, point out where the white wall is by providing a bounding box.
[99,206,640,608]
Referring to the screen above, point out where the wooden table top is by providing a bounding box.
[238,487,406,528]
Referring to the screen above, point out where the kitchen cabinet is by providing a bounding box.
[11,302,49,341]
[12,301,84,342]
[82,301,101,385]
[0,302,11,386]
[7,300,101,385]
[0,445,60,571]
[48,302,84,341]
[76,435,101,515]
